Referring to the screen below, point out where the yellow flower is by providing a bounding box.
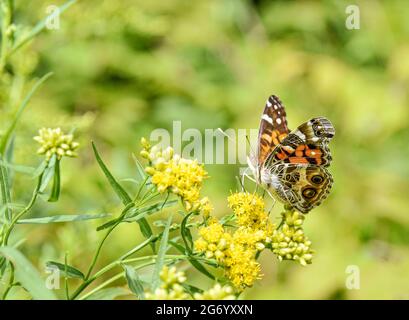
[194,284,236,300]
[145,266,189,300]
[199,197,213,218]
[224,244,262,289]
[194,219,231,263]
[194,218,263,290]
[34,128,79,161]
[270,210,314,266]
[140,139,208,212]
[228,192,270,231]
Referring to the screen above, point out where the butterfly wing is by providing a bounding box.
[264,117,335,168]
[269,163,333,213]
[256,95,290,166]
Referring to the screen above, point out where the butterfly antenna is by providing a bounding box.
[235,175,246,192]
[246,134,256,158]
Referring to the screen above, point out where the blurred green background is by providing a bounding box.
[2,0,409,299]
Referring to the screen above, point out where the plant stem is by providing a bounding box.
[78,256,186,300]
[2,171,44,246]
[0,0,13,73]
[70,236,154,300]
[1,263,14,300]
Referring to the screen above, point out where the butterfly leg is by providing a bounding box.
[264,188,276,214]
[241,167,256,191]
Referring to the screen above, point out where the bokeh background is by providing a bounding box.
[2,0,409,299]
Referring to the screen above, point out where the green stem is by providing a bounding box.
[0,0,13,73]
[70,236,157,300]
[1,263,14,300]
[78,256,187,300]
[2,171,44,246]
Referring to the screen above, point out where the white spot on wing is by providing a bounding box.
[276,118,282,124]
[261,114,273,124]
[274,105,278,110]
[266,100,272,107]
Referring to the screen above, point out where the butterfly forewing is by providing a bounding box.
[257,95,290,166]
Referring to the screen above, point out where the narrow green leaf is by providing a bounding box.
[48,159,60,202]
[182,283,203,297]
[0,72,53,155]
[92,142,132,205]
[96,203,136,231]
[0,247,57,300]
[188,257,215,280]
[132,153,148,181]
[124,200,178,225]
[8,0,77,56]
[168,240,186,254]
[85,287,129,300]
[46,261,84,279]
[181,212,194,253]
[0,158,37,175]
[151,214,172,291]
[0,155,12,222]
[123,265,145,299]
[39,156,56,193]
[138,218,153,240]
[92,142,153,242]
[17,213,110,224]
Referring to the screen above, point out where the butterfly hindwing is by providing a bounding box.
[257,95,290,166]
[269,163,333,214]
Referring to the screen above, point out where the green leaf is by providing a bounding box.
[92,142,132,205]
[125,200,178,220]
[39,156,57,193]
[0,158,37,175]
[151,214,173,291]
[182,283,203,297]
[46,261,84,279]
[123,265,145,299]
[187,257,216,280]
[168,240,186,254]
[85,287,129,300]
[8,0,77,56]
[0,155,12,222]
[48,159,60,202]
[181,212,194,253]
[0,72,53,155]
[96,203,136,231]
[92,142,153,242]
[0,247,57,300]
[138,218,153,242]
[17,213,110,224]
[132,153,148,181]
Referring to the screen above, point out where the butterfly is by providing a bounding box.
[246,94,335,213]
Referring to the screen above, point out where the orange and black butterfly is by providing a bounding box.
[246,95,335,213]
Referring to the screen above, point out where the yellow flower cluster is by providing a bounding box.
[194,218,231,262]
[34,128,79,161]
[227,192,274,243]
[194,283,236,300]
[146,266,236,300]
[140,138,210,212]
[145,266,189,300]
[270,210,314,266]
[194,193,275,290]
